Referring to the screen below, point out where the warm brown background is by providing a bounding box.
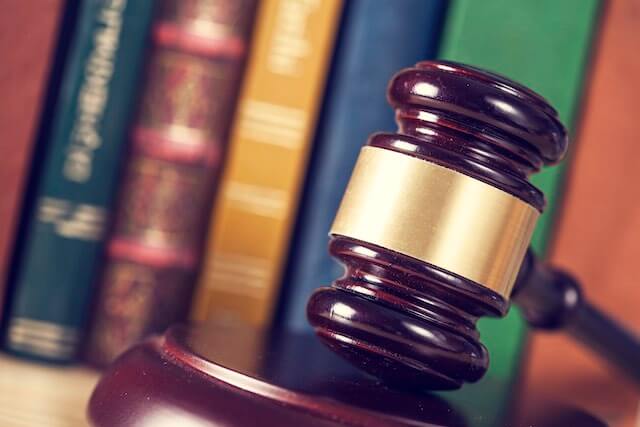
[521,0,640,425]
[0,1,64,310]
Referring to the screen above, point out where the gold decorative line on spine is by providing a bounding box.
[330,146,539,298]
[9,318,78,341]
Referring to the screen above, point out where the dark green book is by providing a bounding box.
[435,0,600,424]
[5,0,155,362]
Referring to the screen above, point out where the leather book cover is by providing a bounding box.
[0,0,66,317]
[84,0,258,366]
[5,0,155,361]
[190,0,343,327]
[523,1,640,425]
[437,0,600,423]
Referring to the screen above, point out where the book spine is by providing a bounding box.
[275,0,447,332]
[524,0,640,416]
[437,0,600,422]
[5,0,156,362]
[84,0,258,366]
[190,0,343,326]
[0,0,67,317]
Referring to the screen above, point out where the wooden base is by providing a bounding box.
[88,322,467,427]
[88,321,605,427]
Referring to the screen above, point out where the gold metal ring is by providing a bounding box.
[330,146,538,298]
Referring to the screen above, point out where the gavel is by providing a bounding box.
[306,61,640,391]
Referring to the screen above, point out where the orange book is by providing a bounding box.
[522,1,640,425]
[191,0,342,325]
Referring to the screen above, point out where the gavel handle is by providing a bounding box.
[512,250,640,387]
[567,301,640,384]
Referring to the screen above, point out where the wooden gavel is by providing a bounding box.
[306,61,640,390]
[88,61,639,427]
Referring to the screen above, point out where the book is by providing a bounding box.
[190,0,343,326]
[275,0,447,332]
[0,0,67,318]
[5,0,156,362]
[523,0,640,423]
[435,0,600,423]
[83,0,258,367]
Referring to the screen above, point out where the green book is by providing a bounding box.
[5,0,155,362]
[436,0,600,423]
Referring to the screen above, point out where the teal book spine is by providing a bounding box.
[5,0,155,362]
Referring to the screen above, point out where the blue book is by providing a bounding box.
[276,0,446,332]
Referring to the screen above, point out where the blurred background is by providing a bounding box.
[0,0,638,426]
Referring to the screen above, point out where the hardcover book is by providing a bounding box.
[0,0,67,317]
[5,0,156,361]
[436,0,600,423]
[275,0,447,332]
[190,0,343,327]
[524,0,640,423]
[84,0,258,366]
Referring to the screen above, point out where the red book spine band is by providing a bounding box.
[85,0,257,367]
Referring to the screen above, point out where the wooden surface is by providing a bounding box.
[89,323,507,427]
[521,1,640,426]
[0,353,99,427]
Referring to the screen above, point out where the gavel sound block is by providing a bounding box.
[89,323,470,427]
[88,321,607,427]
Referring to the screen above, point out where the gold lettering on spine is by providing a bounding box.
[37,197,106,241]
[65,0,128,183]
[267,0,319,76]
[330,147,539,298]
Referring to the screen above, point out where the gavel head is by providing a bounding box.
[306,61,568,390]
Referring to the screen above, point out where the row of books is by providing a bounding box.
[0,0,599,409]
